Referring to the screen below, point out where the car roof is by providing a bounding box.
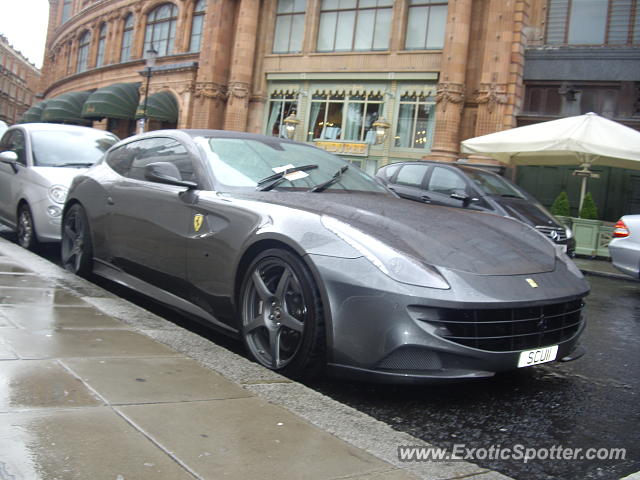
[381,160,500,177]
[9,123,115,134]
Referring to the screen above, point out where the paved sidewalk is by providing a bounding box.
[0,237,510,480]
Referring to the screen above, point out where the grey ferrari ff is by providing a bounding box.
[61,130,589,383]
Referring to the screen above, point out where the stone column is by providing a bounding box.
[223,0,260,131]
[473,0,529,137]
[131,4,146,61]
[429,0,473,162]
[191,0,236,129]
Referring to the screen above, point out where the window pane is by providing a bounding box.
[318,12,337,50]
[323,0,340,9]
[406,6,428,49]
[364,103,382,143]
[344,102,364,140]
[293,0,306,11]
[373,8,391,49]
[339,0,357,8]
[414,103,431,148]
[428,167,466,193]
[323,102,343,139]
[289,14,305,52]
[190,14,204,52]
[426,5,447,48]
[277,0,295,13]
[335,11,356,50]
[308,102,327,140]
[607,0,632,44]
[354,9,375,50]
[568,0,607,44]
[274,15,292,52]
[395,103,415,147]
[396,164,428,187]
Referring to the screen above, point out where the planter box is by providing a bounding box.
[596,222,615,258]
[571,218,602,257]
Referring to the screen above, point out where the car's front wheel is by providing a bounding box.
[61,204,93,277]
[16,204,38,251]
[239,248,325,378]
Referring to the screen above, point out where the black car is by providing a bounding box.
[376,161,575,255]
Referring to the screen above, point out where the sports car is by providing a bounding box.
[62,130,590,383]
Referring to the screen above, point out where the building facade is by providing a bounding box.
[0,35,41,125]
[37,0,640,211]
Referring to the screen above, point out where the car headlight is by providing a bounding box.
[48,185,69,204]
[321,215,450,289]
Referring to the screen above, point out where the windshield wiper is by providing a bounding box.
[308,165,349,193]
[256,164,318,191]
[500,194,522,198]
[51,162,95,168]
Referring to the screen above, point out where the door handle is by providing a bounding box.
[107,196,114,205]
[387,186,396,191]
[421,195,431,203]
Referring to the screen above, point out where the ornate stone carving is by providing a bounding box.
[435,83,465,112]
[475,83,508,113]
[194,82,227,102]
[227,81,251,100]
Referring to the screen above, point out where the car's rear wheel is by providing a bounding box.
[16,204,38,251]
[239,248,325,378]
[61,204,93,277]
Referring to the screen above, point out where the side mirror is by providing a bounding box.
[144,161,197,189]
[451,189,472,207]
[0,151,19,173]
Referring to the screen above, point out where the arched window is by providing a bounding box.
[120,14,134,62]
[96,23,107,67]
[189,0,206,52]
[144,3,178,57]
[77,31,91,72]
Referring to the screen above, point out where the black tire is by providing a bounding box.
[16,204,38,251]
[61,203,94,277]
[239,248,325,378]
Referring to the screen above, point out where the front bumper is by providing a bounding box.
[307,254,589,383]
[31,198,64,242]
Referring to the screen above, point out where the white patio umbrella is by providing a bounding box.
[461,112,640,210]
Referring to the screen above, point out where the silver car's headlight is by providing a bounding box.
[48,185,69,204]
[321,216,450,289]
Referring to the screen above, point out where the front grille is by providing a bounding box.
[535,225,567,243]
[411,299,585,352]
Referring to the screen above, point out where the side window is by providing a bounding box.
[2,131,27,166]
[128,137,195,183]
[394,164,429,188]
[427,167,467,194]
[382,163,401,179]
[105,143,137,176]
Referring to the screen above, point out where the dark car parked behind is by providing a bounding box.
[376,161,575,255]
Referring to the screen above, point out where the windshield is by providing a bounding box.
[465,169,526,199]
[31,129,119,167]
[198,137,387,194]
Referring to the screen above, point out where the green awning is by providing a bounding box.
[20,100,49,123]
[82,82,141,120]
[41,91,92,125]
[135,91,178,123]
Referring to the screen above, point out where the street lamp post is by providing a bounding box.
[138,45,158,134]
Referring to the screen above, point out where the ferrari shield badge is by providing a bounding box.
[193,214,204,232]
[526,278,539,288]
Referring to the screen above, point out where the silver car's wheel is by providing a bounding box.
[16,204,38,250]
[61,204,93,277]
[240,249,325,377]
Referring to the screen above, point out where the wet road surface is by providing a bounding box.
[2,228,638,480]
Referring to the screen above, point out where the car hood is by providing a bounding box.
[31,166,88,187]
[238,192,556,276]
[489,195,560,228]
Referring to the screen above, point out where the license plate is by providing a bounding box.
[517,345,558,368]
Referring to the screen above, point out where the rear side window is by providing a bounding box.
[105,143,136,176]
[0,130,27,166]
[428,167,467,194]
[380,163,401,179]
[127,137,195,182]
[395,164,429,188]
